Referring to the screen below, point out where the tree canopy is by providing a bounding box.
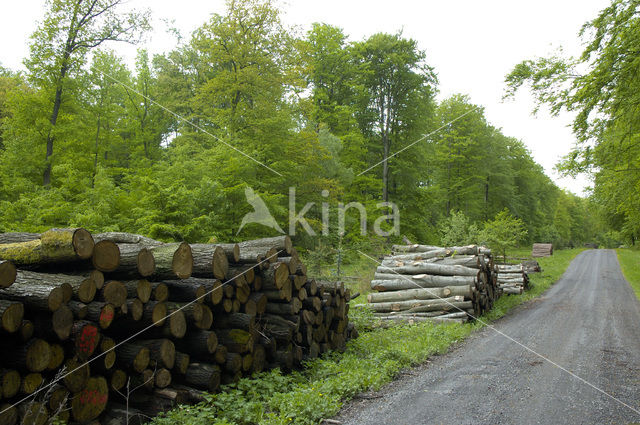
[0,0,610,255]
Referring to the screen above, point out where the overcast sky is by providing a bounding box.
[1,0,611,195]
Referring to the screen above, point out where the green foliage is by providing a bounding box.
[438,211,479,246]
[0,0,609,254]
[152,322,472,425]
[505,0,640,244]
[480,209,528,262]
[616,248,640,300]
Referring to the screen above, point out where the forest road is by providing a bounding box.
[335,250,640,425]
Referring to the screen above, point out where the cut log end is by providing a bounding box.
[71,376,109,423]
[172,242,193,279]
[137,248,156,277]
[0,261,17,288]
[92,240,120,272]
[71,228,95,259]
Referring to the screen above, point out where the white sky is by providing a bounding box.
[1,0,611,195]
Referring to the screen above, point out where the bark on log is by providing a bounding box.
[215,313,255,332]
[377,262,478,277]
[227,265,256,284]
[137,339,176,369]
[238,236,292,255]
[367,285,472,303]
[214,243,240,263]
[190,244,229,280]
[94,232,161,246]
[115,343,150,373]
[260,262,289,290]
[113,244,156,278]
[364,296,470,313]
[371,274,476,291]
[216,329,253,353]
[173,352,190,375]
[265,299,301,315]
[175,330,218,360]
[0,228,94,266]
[183,363,220,392]
[149,243,193,280]
[162,278,206,303]
[0,271,67,312]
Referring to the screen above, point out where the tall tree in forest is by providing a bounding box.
[25,0,149,185]
[352,32,437,203]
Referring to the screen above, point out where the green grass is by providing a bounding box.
[151,249,584,425]
[616,248,640,300]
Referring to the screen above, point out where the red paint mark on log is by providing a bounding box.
[78,389,107,405]
[77,325,99,356]
[99,308,114,324]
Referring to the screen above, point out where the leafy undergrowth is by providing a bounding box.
[152,249,583,425]
[616,248,640,300]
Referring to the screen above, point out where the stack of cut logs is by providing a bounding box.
[364,244,499,324]
[495,264,529,295]
[0,229,355,424]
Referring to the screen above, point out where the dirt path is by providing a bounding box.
[335,250,640,424]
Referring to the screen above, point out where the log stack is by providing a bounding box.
[364,244,499,324]
[0,230,355,424]
[495,264,529,295]
[532,243,553,257]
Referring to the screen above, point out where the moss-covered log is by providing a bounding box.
[0,228,94,266]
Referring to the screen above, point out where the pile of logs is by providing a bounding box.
[363,244,499,324]
[0,229,355,424]
[532,243,553,257]
[495,264,529,295]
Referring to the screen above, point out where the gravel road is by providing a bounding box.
[336,250,640,425]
